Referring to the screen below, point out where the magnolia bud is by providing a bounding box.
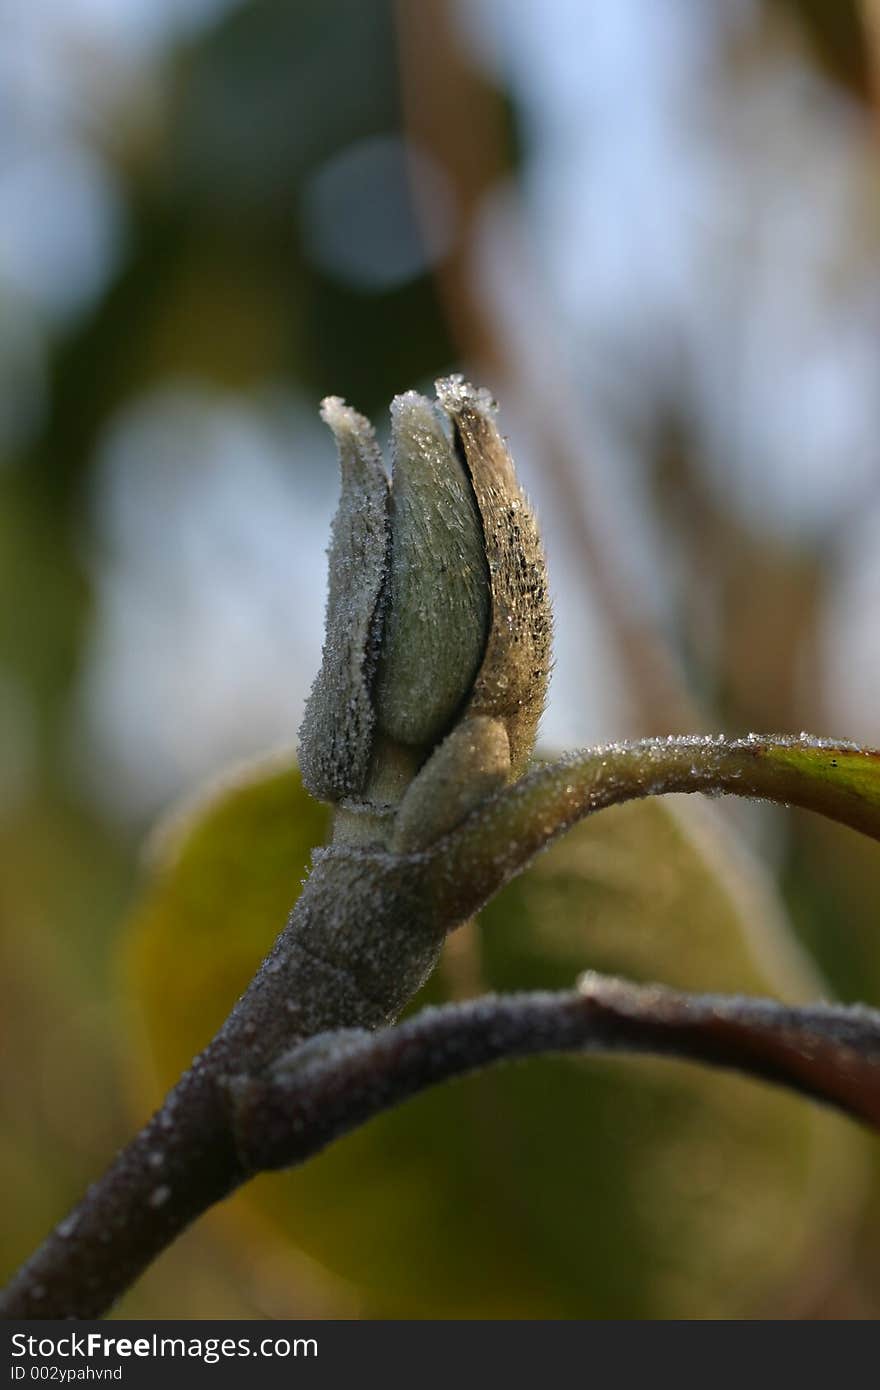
[297,398,389,804]
[436,376,551,777]
[298,378,551,846]
[373,391,489,752]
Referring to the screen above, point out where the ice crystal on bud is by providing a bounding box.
[298,399,389,803]
[298,378,552,849]
[374,391,489,751]
[436,375,551,775]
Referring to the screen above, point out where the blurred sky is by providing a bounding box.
[2,0,879,818]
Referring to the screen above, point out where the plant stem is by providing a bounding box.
[233,979,880,1174]
[3,734,879,1318]
[0,851,446,1319]
[430,735,880,918]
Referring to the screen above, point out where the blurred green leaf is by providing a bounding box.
[124,753,331,1098]
[124,760,868,1318]
[0,799,134,1279]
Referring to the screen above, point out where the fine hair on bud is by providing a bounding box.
[298,379,552,847]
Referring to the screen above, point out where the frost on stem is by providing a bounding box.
[298,377,552,850]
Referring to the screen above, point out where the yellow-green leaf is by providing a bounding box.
[124,753,331,1098]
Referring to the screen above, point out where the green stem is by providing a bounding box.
[430,734,880,920]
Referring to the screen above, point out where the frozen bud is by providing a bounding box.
[298,379,551,824]
[373,391,489,751]
[392,715,511,851]
[297,398,389,803]
[436,376,551,776]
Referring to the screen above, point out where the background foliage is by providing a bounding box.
[4,0,880,1317]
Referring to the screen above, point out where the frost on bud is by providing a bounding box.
[298,379,551,837]
[373,392,489,751]
[297,398,389,803]
[436,376,551,777]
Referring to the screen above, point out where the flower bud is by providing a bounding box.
[298,379,551,834]
[373,391,489,752]
[436,376,551,777]
[297,398,389,804]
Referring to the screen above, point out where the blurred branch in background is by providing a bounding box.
[395,0,703,738]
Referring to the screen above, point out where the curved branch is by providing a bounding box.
[431,735,880,920]
[230,976,880,1174]
[4,733,879,1319]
